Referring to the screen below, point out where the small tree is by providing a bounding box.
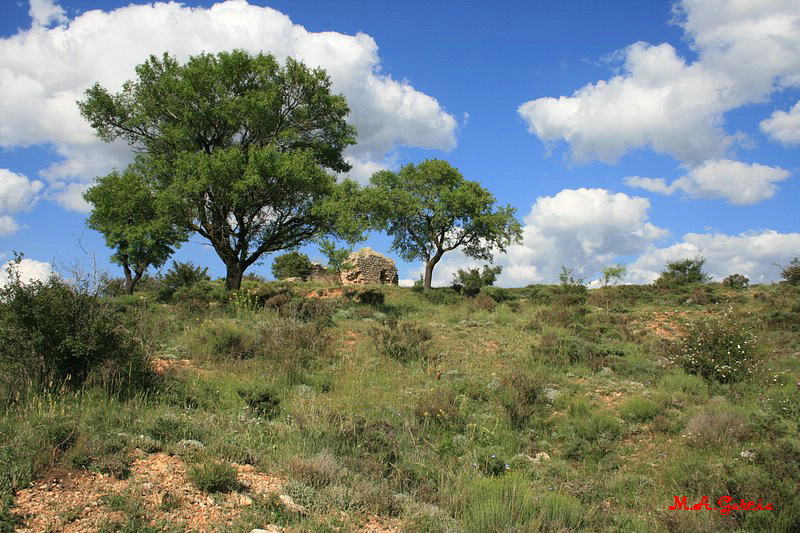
[600,264,627,287]
[84,164,186,294]
[366,160,521,289]
[722,273,749,289]
[272,251,312,280]
[780,257,800,285]
[317,238,352,276]
[452,265,502,297]
[79,50,360,290]
[655,256,711,286]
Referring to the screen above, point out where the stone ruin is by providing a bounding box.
[339,248,399,286]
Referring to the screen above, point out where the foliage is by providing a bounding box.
[452,265,502,297]
[655,256,711,286]
[0,260,148,390]
[557,266,588,305]
[372,319,432,362]
[317,238,353,275]
[780,257,800,285]
[187,459,238,492]
[79,49,363,290]
[158,261,210,301]
[84,162,187,294]
[271,251,312,280]
[600,264,627,287]
[676,309,759,383]
[365,159,521,289]
[619,396,660,422]
[722,273,749,289]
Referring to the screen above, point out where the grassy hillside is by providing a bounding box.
[0,279,798,532]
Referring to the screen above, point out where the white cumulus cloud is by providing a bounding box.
[0,0,457,207]
[760,101,800,145]
[0,257,55,286]
[624,159,790,205]
[518,0,800,166]
[0,169,44,235]
[426,188,669,287]
[627,230,800,284]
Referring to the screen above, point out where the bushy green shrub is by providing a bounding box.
[0,272,149,391]
[676,310,758,383]
[781,257,800,285]
[655,256,711,287]
[372,319,433,362]
[452,265,502,297]
[238,384,281,419]
[187,459,238,492]
[454,474,537,532]
[158,260,209,301]
[271,251,312,280]
[561,401,622,461]
[498,367,547,428]
[619,396,660,422]
[722,273,749,289]
[357,289,384,306]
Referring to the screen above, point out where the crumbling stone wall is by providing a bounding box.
[340,248,399,286]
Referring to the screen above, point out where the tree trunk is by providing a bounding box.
[121,261,144,295]
[225,262,244,291]
[423,252,443,290]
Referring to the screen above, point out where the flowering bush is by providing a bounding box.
[676,310,758,383]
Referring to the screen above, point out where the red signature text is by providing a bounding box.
[670,496,774,515]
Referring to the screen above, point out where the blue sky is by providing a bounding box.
[0,0,798,286]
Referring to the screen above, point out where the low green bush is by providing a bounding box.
[619,396,660,422]
[675,310,759,383]
[0,271,149,391]
[372,319,432,363]
[187,459,238,492]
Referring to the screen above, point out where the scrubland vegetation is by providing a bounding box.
[0,264,798,532]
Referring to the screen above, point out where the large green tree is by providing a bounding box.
[84,162,187,294]
[366,159,522,289]
[79,50,360,290]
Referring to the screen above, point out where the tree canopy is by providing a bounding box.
[366,159,521,289]
[83,163,187,294]
[79,50,361,290]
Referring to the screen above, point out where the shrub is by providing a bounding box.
[187,459,238,492]
[619,396,660,422]
[358,289,385,306]
[271,251,312,280]
[557,266,588,305]
[0,271,149,391]
[655,256,711,286]
[414,388,461,427]
[780,257,800,285]
[238,384,281,419]
[287,451,341,488]
[675,310,758,383]
[184,319,256,360]
[498,367,547,428]
[372,319,433,363]
[455,474,537,532]
[158,260,209,301]
[421,287,462,305]
[722,273,749,289]
[561,403,622,461]
[451,265,502,297]
[684,400,749,446]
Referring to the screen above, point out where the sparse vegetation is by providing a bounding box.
[2,271,798,531]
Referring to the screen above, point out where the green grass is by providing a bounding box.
[1,281,798,531]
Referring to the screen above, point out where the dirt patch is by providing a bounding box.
[152,358,196,374]
[632,311,690,340]
[306,288,344,299]
[13,452,282,532]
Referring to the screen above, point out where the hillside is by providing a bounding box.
[1,280,798,532]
